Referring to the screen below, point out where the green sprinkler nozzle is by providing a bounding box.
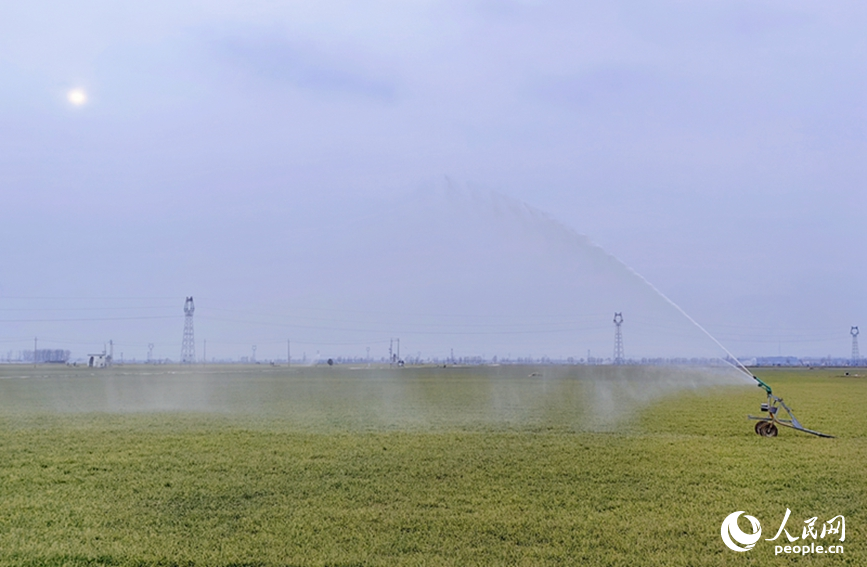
[753,375,772,395]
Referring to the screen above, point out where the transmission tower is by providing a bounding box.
[852,326,860,365]
[613,312,624,365]
[181,296,196,364]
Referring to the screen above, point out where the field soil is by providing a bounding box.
[0,365,863,566]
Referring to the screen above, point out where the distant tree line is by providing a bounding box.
[19,349,71,363]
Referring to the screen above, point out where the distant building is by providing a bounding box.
[87,354,109,368]
[755,356,802,367]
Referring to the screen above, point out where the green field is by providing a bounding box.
[0,365,863,566]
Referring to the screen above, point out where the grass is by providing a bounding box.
[0,365,863,565]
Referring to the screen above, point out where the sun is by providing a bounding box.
[67,88,87,106]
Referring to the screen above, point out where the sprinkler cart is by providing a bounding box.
[748,375,834,438]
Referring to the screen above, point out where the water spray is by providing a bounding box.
[472,186,833,438]
[600,252,833,438]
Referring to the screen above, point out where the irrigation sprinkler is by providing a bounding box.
[747,375,834,438]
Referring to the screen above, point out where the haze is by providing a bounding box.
[1,1,864,362]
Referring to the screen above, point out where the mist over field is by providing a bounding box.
[0,363,749,432]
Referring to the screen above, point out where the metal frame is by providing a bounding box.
[748,389,834,438]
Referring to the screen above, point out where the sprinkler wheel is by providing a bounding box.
[757,422,777,437]
[754,421,778,437]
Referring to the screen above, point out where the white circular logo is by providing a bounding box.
[721,511,762,552]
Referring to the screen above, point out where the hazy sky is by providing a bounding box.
[1,1,864,361]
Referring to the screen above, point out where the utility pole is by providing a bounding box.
[181,297,196,364]
[613,313,624,365]
[852,326,860,365]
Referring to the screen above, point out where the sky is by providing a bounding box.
[1,0,864,362]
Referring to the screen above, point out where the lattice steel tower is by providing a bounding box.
[613,312,624,365]
[181,296,196,364]
[852,326,860,365]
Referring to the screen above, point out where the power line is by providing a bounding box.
[0,305,175,312]
[0,315,179,323]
